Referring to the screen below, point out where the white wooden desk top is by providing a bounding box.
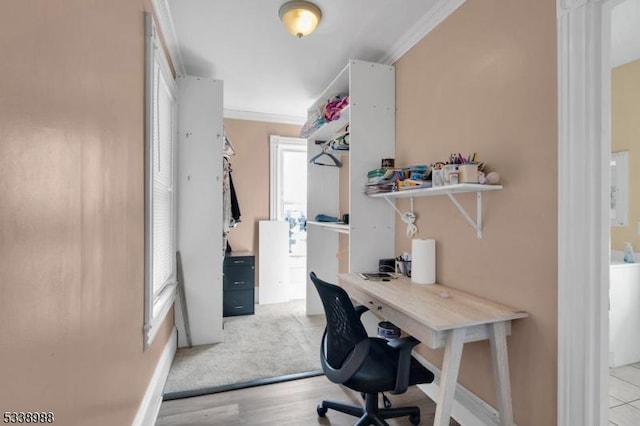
[338,273,528,332]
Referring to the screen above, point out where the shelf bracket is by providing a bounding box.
[369,184,500,239]
[382,196,418,237]
[446,192,483,239]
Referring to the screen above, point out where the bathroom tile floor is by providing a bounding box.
[610,363,640,425]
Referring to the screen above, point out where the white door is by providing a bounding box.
[258,220,290,304]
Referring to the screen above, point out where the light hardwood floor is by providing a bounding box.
[157,375,459,426]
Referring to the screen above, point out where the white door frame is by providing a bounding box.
[269,135,308,220]
[557,0,623,424]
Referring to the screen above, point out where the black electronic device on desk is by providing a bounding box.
[223,251,255,317]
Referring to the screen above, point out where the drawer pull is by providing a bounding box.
[233,281,245,285]
[233,260,245,264]
[234,305,245,309]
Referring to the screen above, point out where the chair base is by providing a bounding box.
[317,392,420,426]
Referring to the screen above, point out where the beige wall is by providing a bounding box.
[611,60,640,251]
[0,1,174,425]
[395,1,557,424]
[223,119,301,283]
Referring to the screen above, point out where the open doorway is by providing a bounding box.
[269,135,308,301]
[607,0,640,423]
[558,0,640,423]
[163,135,322,399]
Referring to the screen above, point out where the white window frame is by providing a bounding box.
[143,12,177,350]
[269,135,307,220]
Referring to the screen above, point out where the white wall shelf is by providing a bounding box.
[307,221,350,234]
[307,106,350,142]
[369,184,503,239]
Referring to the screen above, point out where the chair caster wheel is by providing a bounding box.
[317,404,328,417]
[409,413,420,425]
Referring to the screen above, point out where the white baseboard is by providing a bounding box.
[412,352,510,426]
[133,326,177,426]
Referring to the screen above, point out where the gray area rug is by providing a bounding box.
[163,300,325,394]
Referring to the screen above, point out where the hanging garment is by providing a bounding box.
[222,157,232,252]
[229,169,241,224]
[222,133,241,252]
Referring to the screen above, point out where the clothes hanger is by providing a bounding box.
[329,124,350,151]
[309,144,342,167]
[223,136,236,157]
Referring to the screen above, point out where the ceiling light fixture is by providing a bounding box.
[278,1,322,38]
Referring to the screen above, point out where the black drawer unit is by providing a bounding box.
[223,252,255,317]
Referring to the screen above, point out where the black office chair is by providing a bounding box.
[310,272,435,425]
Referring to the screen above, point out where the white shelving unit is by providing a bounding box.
[305,59,396,315]
[369,184,503,239]
[176,76,224,346]
[307,221,350,234]
[309,105,350,142]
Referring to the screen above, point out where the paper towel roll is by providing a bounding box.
[411,238,436,284]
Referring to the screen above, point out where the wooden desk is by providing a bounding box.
[337,273,528,426]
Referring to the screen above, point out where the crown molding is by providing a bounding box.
[224,109,306,125]
[151,0,186,76]
[377,0,466,65]
[153,0,466,124]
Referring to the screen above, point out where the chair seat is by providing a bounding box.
[344,338,434,394]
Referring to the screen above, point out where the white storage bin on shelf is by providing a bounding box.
[305,59,396,315]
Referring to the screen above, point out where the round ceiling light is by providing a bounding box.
[278,1,322,38]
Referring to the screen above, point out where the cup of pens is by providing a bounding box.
[459,163,479,183]
[449,152,479,183]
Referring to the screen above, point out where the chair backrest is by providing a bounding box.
[310,272,369,371]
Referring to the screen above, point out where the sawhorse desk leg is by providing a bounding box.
[489,321,514,426]
[434,328,466,426]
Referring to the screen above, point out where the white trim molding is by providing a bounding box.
[133,327,177,426]
[151,0,186,76]
[557,1,612,425]
[224,109,306,125]
[144,283,177,348]
[151,0,467,125]
[377,0,466,65]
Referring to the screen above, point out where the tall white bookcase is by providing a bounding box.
[305,60,396,315]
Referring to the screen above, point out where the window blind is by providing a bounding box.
[152,61,176,298]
